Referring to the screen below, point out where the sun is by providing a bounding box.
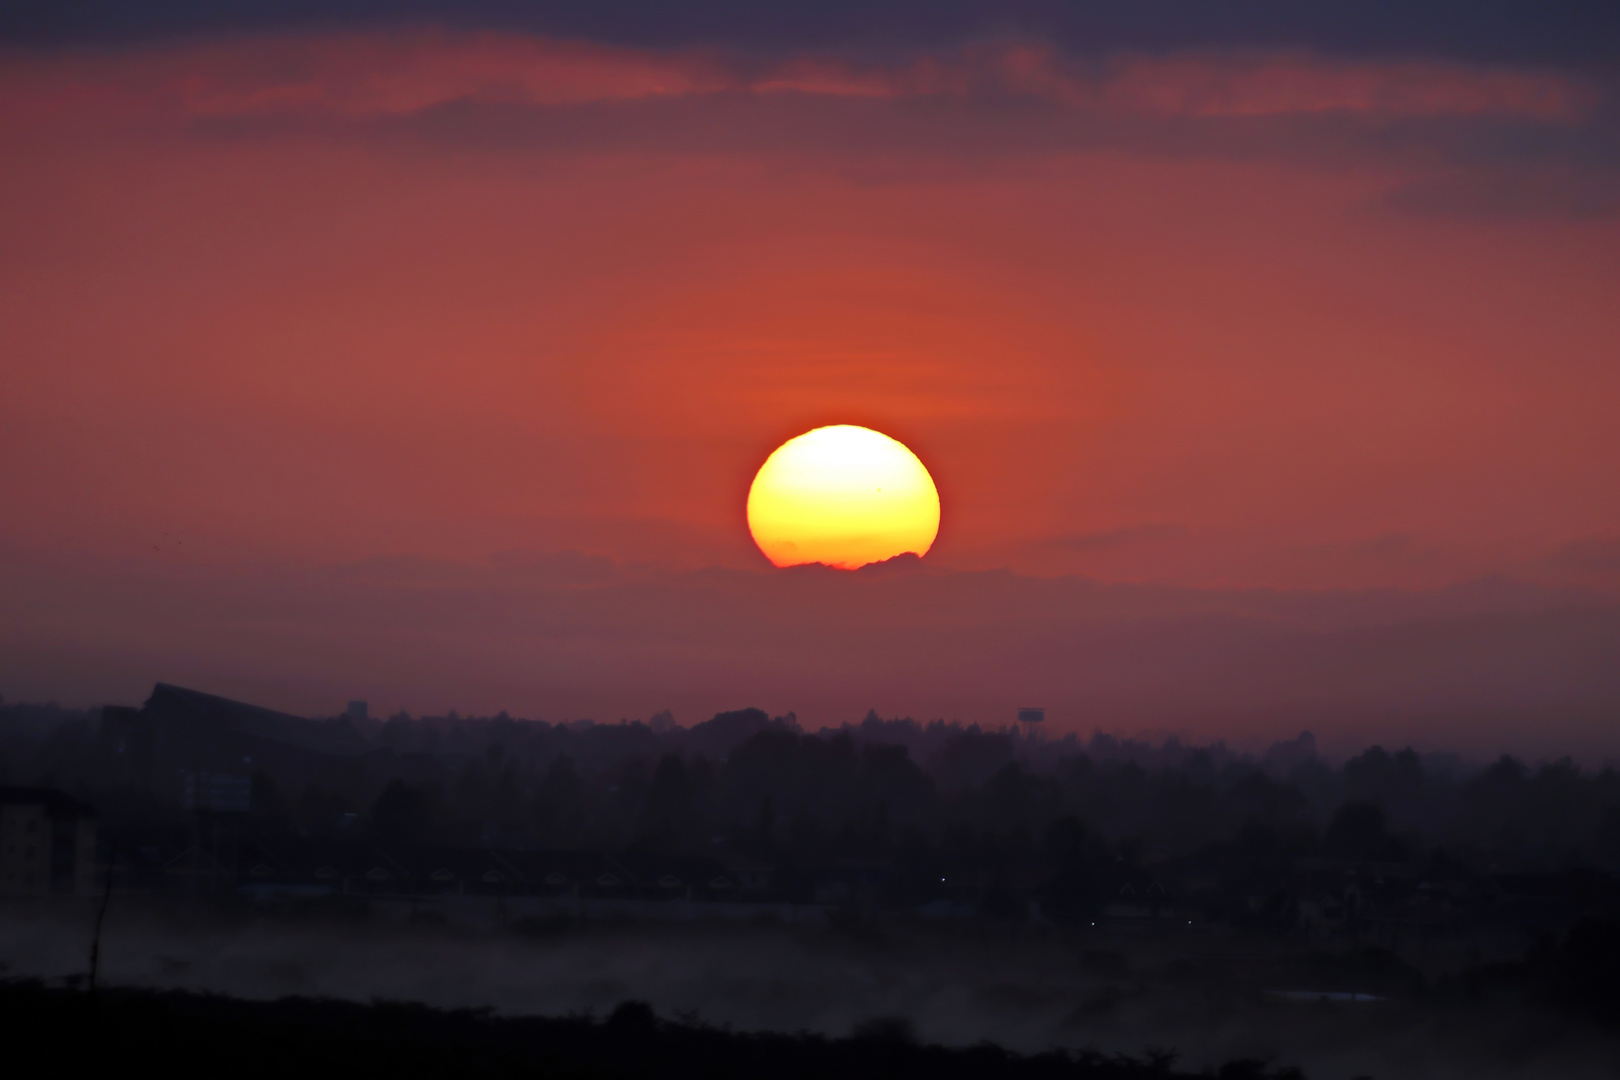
[747,425,941,570]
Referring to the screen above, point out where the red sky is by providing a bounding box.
[2,31,1618,754]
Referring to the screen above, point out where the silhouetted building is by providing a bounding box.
[1017,707,1045,724]
[102,683,367,804]
[0,787,97,897]
[346,701,368,722]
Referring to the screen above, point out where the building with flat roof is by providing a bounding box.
[0,787,97,897]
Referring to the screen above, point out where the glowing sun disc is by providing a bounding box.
[747,425,941,570]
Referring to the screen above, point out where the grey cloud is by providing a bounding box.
[1545,534,1620,576]
[1048,523,1191,553]
[171,85,1620,202]
[5,1,1620,72]
[1303,532,1445,565]
[1381,166,1620,219]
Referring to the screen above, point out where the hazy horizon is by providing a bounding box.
[7,548,1616,762]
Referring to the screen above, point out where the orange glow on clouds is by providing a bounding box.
[747,426,941,569]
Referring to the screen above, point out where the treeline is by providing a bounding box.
[3,701,1620,875]
[296,711,1620,877]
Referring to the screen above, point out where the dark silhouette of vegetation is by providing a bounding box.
[370,779,444,846]
[0,980,1306,1080]
[4,697,1619,936]
[1322,802,1405,863]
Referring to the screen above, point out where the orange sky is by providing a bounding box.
[2,31,1618,750]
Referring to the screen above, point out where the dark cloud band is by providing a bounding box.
[4,0,1618,71]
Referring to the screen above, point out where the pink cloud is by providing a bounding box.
[749,44,1591,121]
[0,31,1595,130]
[0,31,731,127]
[1099,53,1593,120]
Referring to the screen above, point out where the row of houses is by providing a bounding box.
[0,787,98,897]
[226,841,775,902]
[4,770,1612,949]
[1091,858,1620,959]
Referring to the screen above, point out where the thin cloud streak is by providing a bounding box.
[0,31,1597,131]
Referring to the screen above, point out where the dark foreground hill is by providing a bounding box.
[0,980,1303,1080]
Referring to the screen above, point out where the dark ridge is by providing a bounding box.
[776,551,927,574]
[0,980,1304,1080]
[856,551,928,574]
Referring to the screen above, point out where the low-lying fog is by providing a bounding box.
[3,904,1613,1080]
